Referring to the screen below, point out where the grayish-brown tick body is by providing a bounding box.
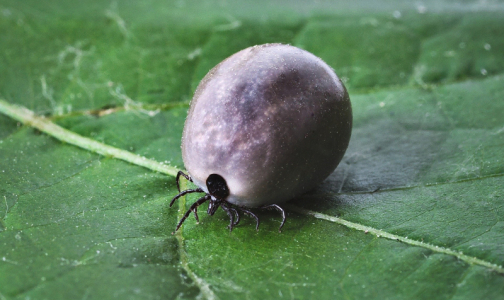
[171,43,352,232]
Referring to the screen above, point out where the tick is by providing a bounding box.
[171,43,352,232]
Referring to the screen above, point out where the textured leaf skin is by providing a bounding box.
[1,1,504,299]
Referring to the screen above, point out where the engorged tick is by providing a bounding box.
[170,43,352,232]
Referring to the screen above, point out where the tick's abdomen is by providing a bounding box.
[182,44,352,207]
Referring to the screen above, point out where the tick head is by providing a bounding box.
[206,173,230,200]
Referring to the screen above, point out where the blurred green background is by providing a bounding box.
[1,1,504,299]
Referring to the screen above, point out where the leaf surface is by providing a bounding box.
[1,1,503,299]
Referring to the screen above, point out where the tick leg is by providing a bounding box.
[222,203,240,227]
[176,171,193,192]
[192,207,199,223]
[239,208,260,231]
[175,195,210,232]
[221,204,235,231]
[230,207,240,226]
[261,204,286,232]
[169,188,203,207]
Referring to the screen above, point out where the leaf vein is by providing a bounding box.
[287,205,504,274]
[174,180,217,300]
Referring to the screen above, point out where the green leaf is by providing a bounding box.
[1,1,503,299]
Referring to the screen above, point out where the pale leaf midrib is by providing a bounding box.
[286,205,504,274]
